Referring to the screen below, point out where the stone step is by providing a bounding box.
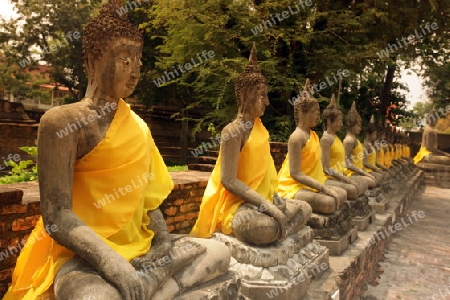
[196,156,218,164]
[188,163,216,172]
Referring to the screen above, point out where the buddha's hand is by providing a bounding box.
[265,204,287,240]
[104,257,146,300]
[322,185,340,202]
[131,234,172,270]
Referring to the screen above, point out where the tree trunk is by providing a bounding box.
[380,56,397,118]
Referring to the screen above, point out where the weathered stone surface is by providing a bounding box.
[214,227,329,300]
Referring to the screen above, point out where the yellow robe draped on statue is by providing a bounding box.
[190,118,276,238]
[384,145,393,168]
[4,99,174,300]
[326,136,346,178]
[363,144,377,173]
[413,146,432,164]
[345,140,364,176]
[377,147,385,166]
[276,130,327,199]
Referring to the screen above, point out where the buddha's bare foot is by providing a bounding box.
[273,193,287,212]
[137,239,206,298]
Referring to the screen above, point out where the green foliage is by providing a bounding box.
[166,165,188,172]
[0,147,38,184]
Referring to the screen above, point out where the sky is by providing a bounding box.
[0,0,429,110]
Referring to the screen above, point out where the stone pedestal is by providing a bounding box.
[306,203,358,256]
[367,187,388,213]
[213,227,329,300]
[176,271,246,300]
[347,196,375,231]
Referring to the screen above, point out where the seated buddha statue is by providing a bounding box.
[343,102,378,188]
[277,80,347,214]
[191,43,311,247]
[374,124,395,177]
[362,116,385,183]
[4,2,230,299]
[414,108,450,165]
[320,94,368,199]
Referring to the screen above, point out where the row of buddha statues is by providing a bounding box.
[3,1,448,299]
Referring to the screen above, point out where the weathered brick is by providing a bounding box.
[27,202,40,213]
[0,188,23,206]
[163,206,177,216]
[0,269,13,282]
[11,215,39,231]
[174,215,186,222]
[179,203,198,213]
[167,225,175,232]
[0,205,28,215]
[186,212,198,221]
[173,198,184,206]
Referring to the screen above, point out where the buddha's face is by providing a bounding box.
[328,114,343,132]
[303,102,320,128]
[90,37,142,98]
[247,83,269,119]
[352,120,362,135]
[369,131,377,142]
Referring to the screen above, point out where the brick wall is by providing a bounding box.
[0,182,40,296]
[0,123,38,164]
[160,171,210,233]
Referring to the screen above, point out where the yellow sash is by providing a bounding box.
[4,99,173,300]
[190,118,276,238]
[363,144,376,173]
[277,130,327,198]
[413,146,432,164]
[377,147,385,166]
[384,145,393,168]
[345,140,364,176]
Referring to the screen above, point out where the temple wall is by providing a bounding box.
[0,124,38,169]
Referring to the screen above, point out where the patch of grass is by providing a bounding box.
[167,165,188,172]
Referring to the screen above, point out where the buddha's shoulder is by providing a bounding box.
[40,102,89,129]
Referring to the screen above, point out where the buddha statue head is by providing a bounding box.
[293,78,319,127]
[235,43,269,120]
[365,115,377,142]
[425,107,438,128]
[323,93,342,133]
[83,0,143,99]
[346,101,362,135]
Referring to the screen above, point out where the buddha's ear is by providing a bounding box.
[84,53,97,79]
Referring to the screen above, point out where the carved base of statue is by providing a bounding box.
[213,226,329,300]
[417,161,450,189]
[306,203,358,255]
[366,186,389,213]
[346,195,375,231]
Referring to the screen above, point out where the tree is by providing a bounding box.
[0,0,103,101]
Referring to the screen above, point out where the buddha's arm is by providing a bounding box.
[289,131,325,191]
[344,138,373,177]
[320,136,353,183]
[363,143,379,171]
[131,208,171,268]
[220,125,286,237]
[38,112,144,299]
[220,125,280,212]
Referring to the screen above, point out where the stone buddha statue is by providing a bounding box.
[4,1,231,299]
[343,102,378,188]
[414,107,450,164]
[277,80,347,214]
[191,43,311,247]
[362,115,385,182]
[374,122,395,179]
[320,94,368,199]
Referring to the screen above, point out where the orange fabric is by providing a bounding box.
[276,130,327,198]
[364,144,376,173]
[190,118,276,238]
[413,146,432,164]
[4,99,174,299]
[345,140,364,176]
